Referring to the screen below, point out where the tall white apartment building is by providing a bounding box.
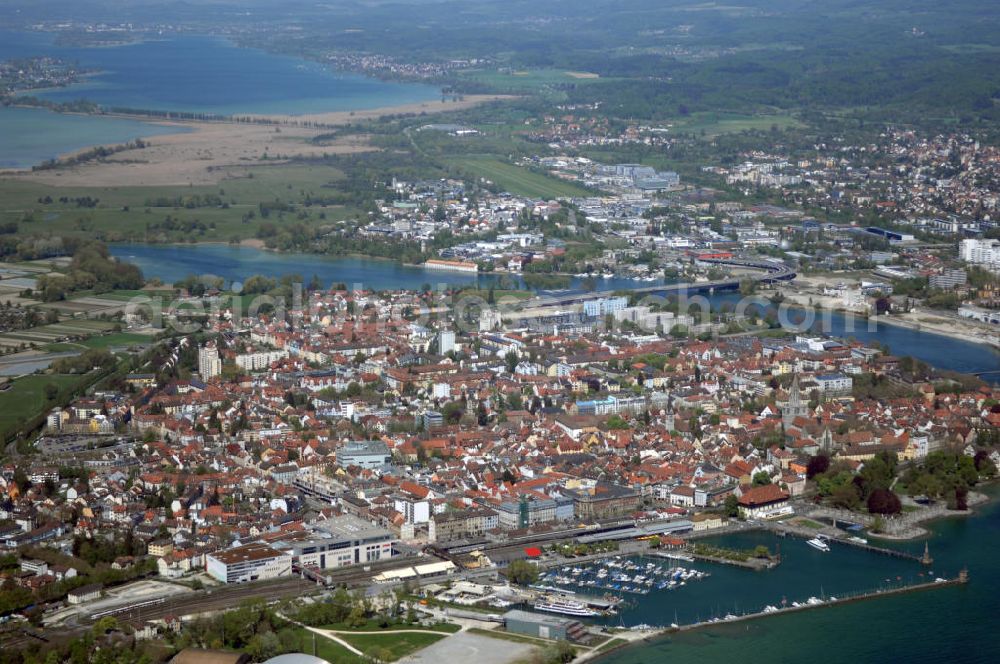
[198,343,222,379]
[959,238,1000,269]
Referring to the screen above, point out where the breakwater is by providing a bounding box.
[673,572,967,634]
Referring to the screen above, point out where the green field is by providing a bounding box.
[0,374,86,441]
[337,631,448,661]
[78,332,155,349]
[448,156,592,199]
[80,289,176,302]
[321,620,460,634]
[290,628,366,664]
[452,288,534,301]
[672,112,804,137]
[595,637,628,653]
[0,319,118,348]
[0,164,353,243]
[459,68,609,94]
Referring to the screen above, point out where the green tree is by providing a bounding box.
[507,559,539,585]
[92,616,118,636]
[723,494,740,518]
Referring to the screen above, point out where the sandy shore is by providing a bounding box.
[782,277,1000,349]
[0,94,513,187]
[242,94,514,126]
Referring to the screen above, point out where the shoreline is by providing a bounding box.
[0,95,513,185]
[780,286,1000,351]
[585,487,996,663]
[865,487,993,541]
[583,574,970,664]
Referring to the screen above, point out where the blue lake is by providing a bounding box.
[0,30,440,167]
[601,486,1000,664]
[0,30,440,115]
[108,243,653,292]
[0,106,185,169]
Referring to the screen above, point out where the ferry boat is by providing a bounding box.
[806,537,830,552]
[657,551,695,563]
[532,599,601,618]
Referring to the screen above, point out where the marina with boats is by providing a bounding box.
[532,556,710,604]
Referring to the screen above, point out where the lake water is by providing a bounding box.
[108,243,658,292]
[0,106,185,169]
[600,485,1000,664]
[0,30,440,115]
[0,30,440,167]
[710,292,1000,377]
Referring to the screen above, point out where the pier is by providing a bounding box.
[673,570,968,634]
[764,521,928,563]
[680,549,779,571]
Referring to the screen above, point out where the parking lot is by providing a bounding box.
[399,631,539,664]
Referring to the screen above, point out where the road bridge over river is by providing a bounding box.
[518,257,796,310]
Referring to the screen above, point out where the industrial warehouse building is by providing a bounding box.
[335,440,392,470]
[503,609,586,641]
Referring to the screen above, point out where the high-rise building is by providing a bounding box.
[198,343,222,379]
[438,330,456,355]
[583,296,628,318]
[959,239,1000,268]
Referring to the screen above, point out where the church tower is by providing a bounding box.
[782,373,808,428]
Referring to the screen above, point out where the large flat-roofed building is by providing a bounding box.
[206,542,292,584]
[335,440,392,470]
[299,514,397,567]
[503,609,586,641]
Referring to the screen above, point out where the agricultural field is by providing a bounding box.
[0,319,117,350]
[458,68,608,94]
[0,163,354,244]
[670,112,804,137]
[77,331,156,349]
[0,374,86,442]
[447,156,592,199]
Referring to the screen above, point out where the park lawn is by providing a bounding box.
[448,156,592,199]
[596,637,628,653]
[322,620,460,634]
[0,374,85,441]
[289,628,366,664]
[0,163,353,243]
[337,630,447,661]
